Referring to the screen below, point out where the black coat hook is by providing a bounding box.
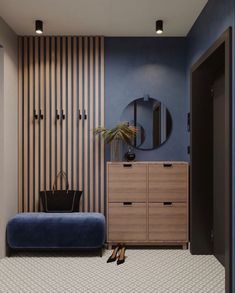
[56,109,60,120]
[79,109,82,120]
[39,109,43,120]
[34,110,38,120]
[61,109,65,120]
[84,109,87,120]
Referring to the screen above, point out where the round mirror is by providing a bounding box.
[121,97,172,150]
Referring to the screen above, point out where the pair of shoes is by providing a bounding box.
[107,244,126,265]
[117,246,126,265]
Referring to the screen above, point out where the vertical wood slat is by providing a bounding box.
[67,37,72,191]
[72,38,77,190]
[32,37,36,211]
[95,37,99,213]
[29,37,34,212]
[62,37,66,189]
[45,37,50,191]
[84,37,88,212]
[23,37,28,212]
[56,37,61,189]
[51,37,56,191]
[39,37,44,202]
[89,37,94,212]
[100,37,105,214]
[19,36,105,214]
[18,37,23,212]
[34,37,39,211]
[27,37,30,212]
[78,37,83,211]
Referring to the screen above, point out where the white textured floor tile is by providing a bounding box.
[0,249,224,293]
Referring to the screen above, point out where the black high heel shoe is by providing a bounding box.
[107,245,121,263]
[117,246,126,265]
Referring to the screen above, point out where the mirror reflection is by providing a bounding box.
[121,96,172,150]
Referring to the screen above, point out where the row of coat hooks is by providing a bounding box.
[34,109,88,121]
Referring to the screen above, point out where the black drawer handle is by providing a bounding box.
[123,164,132,168]
[123,202,133,206]
[163,202,173,206]
[163,163,172,168]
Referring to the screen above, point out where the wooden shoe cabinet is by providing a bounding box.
[107,162,189,249]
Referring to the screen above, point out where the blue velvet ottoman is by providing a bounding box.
[7,213,105,256]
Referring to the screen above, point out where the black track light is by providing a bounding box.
[156,20,163,35]
[35,20,43,34]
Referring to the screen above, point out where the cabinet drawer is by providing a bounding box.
[149,203,188,241]
[108,164,147,202]
[108,203,147,241]
[149,164,188,202]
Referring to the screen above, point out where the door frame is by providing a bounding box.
[190,28,232,292]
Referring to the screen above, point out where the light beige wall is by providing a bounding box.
[0,46,4,256]
[0,17,18,258]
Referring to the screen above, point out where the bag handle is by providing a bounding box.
[52,171,69,193]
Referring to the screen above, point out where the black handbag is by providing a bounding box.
[40,171,82,212]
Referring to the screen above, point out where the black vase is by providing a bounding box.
[125,147,136,162]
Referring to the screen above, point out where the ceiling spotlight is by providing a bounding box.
[35,20,43,34]
[156,20,163,35]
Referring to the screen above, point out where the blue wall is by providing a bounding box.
[187,0,234,67]
[105,37,188,161]
[187,0,234,291]
[187,0,234,115]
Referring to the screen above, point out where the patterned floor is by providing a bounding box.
[0,249,224,293]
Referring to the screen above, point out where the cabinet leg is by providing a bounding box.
[182,244,188,250]
[99,247,103,257]
[6,243,11,257]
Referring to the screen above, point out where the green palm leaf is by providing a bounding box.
[94,122,138,145]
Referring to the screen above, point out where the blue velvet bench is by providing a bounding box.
[6,213,105,256]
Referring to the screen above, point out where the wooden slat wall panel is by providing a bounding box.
[18,36,105,214]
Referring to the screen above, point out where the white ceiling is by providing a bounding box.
[0,0,208,36]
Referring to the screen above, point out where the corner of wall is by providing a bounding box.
[0,17,18,258]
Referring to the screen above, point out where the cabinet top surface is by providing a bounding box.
[107,161,189,165]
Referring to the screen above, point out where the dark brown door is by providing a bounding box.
[213,73,225,266]
[190,28,231,293]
